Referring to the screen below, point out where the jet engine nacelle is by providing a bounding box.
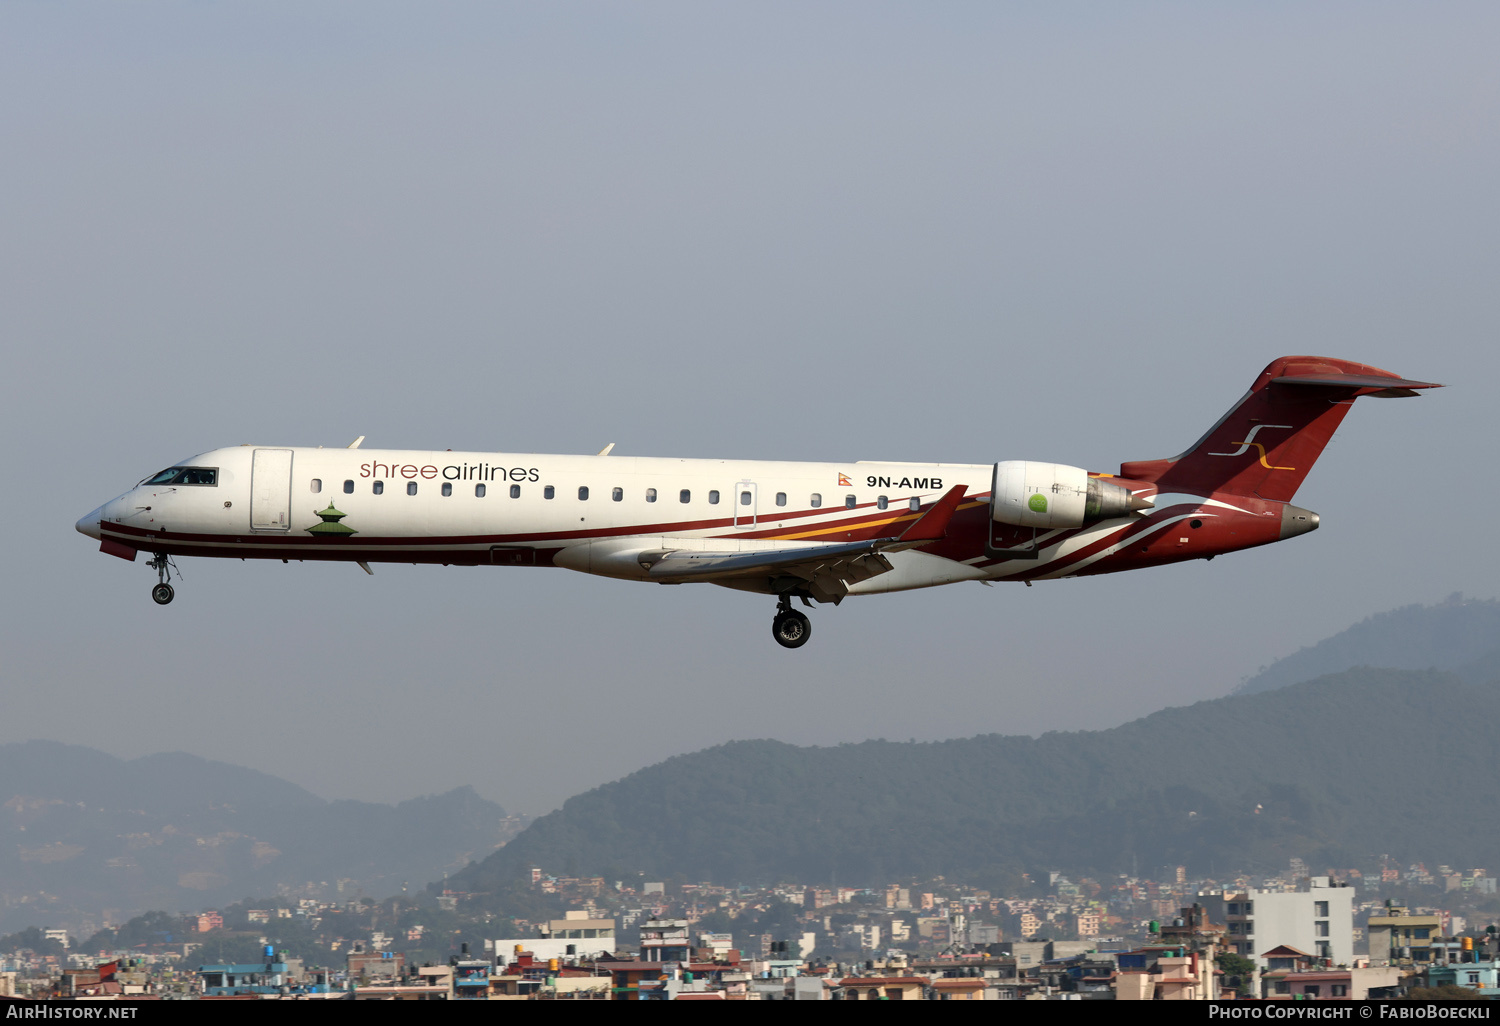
[991,461,1147,530]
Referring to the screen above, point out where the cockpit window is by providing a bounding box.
[143,467,217,486]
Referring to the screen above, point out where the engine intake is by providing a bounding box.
[991,461,1150,530]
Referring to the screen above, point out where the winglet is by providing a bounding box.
[898,485,968,543]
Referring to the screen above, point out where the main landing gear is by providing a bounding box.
[147,552,179,606]
[772,594,812,650]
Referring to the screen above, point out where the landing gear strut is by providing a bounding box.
[147,552,179,606]
[771,594,811,649]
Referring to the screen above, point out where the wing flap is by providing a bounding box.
[645,539,881,580]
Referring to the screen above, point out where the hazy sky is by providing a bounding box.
[4,2,1496,815]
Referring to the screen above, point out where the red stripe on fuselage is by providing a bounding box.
[973,495,1284,578]
[94,498,960,555]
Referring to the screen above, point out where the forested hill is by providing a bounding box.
[447,666,1500,895]
[0,741,523,933]
[1232,595,1500,696]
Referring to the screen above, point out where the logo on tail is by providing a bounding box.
[1209,424,1296,470]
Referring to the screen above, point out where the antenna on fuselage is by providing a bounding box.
[596,443,615,456]
[347,436,365,449]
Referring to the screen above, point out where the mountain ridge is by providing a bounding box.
[1231,594,1500,696]
[0,740,524,933]
[447,664,1500,893]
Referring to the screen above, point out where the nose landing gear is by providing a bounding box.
[771,594,812,649]
[147,552,180,605]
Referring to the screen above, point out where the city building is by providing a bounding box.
[1426,961,1500,997]
[346,946,403,981]
[1115,954,1210,1001]
[198,946,329,997]
[1201,877,1354,966]
[1367,906,1443,964]
[492,912,619,965]
[1259,965,1402,1000]
[539,911,616,943]
[839,975,928,1000]
[639,919,691,963]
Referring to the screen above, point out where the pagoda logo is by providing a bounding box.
[305,504,358,537]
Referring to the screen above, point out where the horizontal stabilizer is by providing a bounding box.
[1272,372,1442,395]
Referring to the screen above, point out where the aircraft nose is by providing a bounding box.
[76,505,105,540]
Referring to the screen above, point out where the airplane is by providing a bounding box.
[76,356,1438,649]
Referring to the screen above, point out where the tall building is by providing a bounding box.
[1200,877,1354,967]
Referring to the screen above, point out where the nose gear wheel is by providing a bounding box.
[146,552,181,605]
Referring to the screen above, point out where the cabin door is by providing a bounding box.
[250,448,294,531]
[733,480,758,529]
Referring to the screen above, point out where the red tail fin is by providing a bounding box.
[1120,356,1440,501]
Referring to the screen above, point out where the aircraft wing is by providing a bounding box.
[642,484,968,601]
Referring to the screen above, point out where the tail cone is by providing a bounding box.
[1280,505,1320,539]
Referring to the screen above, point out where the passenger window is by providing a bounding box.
[810,493,822,508]
[407,482,418,496]
[740,491,752,506]
[441,482,452,497]
[708,490,719,504]
[776,492,787,507]
[343,480,354,494]
[476,483,486,497]
[612,487,623,502]
[510,484,520,498]
[877,495,888,510]
[544,486,555,499]
[578,486,589,501]
[310,479,322,494]
[909,497,920,512]
[373,481,384,495]
[680,489,691,503]
[845,495,856,509]
[646,488,657,503]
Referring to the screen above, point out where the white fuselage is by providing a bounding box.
[79,446,1006,595]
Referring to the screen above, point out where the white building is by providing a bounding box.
[1201,877,1354,968]
[492,937,614,964]
[842,923,881,950]
[493,912,618,965]
[539,911,616,943]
